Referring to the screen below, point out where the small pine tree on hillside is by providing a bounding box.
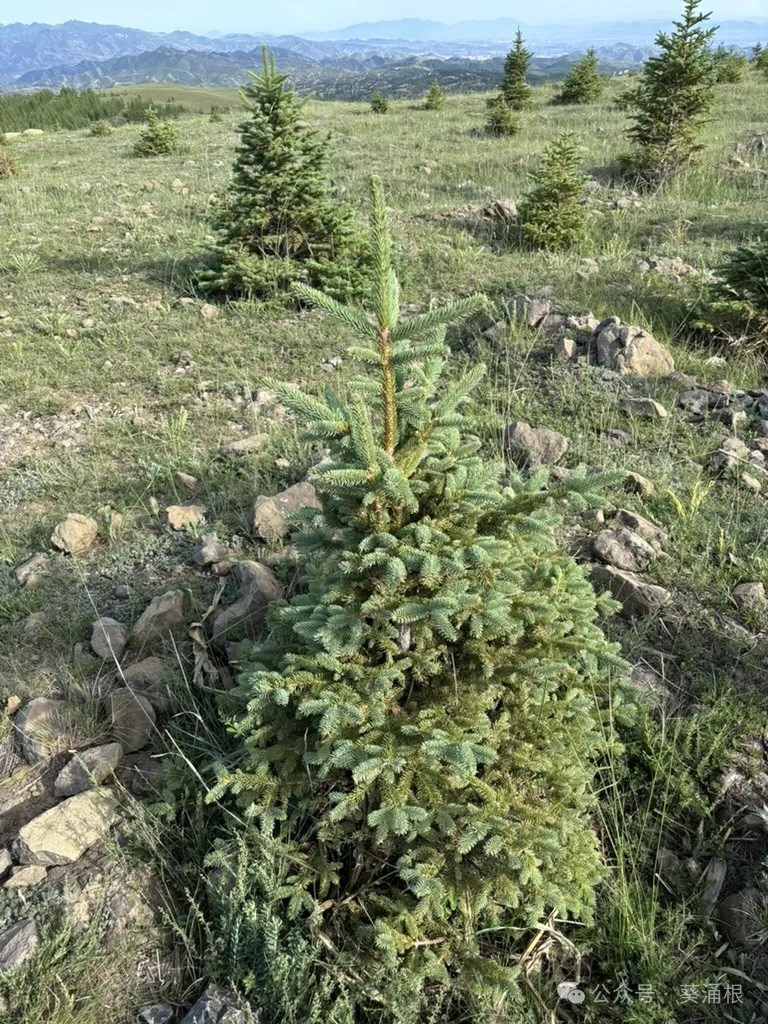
[89,118,113,136]
[485,92,520,136]
[199,49,369,302]
[218,176,628,1000]
[519,132,588,249]
[623,0,717,183]
[553,47,604,105]
[424,79,445,110]
[502,29,533,110]
[717,238,768,314]
[712,45,747,83]
[209,106,224,123]
[752,42,768,74]
[370,90,389,113]
[133,107,180,157]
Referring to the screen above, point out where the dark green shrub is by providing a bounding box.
[502,30,533,110]
[485,93,520,136]
[553,48,604,104]
[88,119,113,136]
[209,107,224,123]
[370,90,389,113]
[519,132,588,249]
[717,237,768,313]
[424,80,444,110]
[713,45,748,83]
[219,176,628,1004]
[133,108,180,156]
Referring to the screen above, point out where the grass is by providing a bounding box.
[1,71,768,1022]
[112,84,241,111]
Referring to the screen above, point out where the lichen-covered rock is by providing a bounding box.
[594,317,675,376]
[131,591,186,645]
[504,421,569,470]
[251,481,321,544]
[15,789,120,866]
[54,743,123,797]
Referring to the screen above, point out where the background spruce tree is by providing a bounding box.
[370,90,389,113]
[485,92,520,136]
[553,47,604,104]
[502,29,533,110]
[519,132,588,249]
[132,106,179,157]
[623,0,717,183]
[218,176,628,1002]
[752,42,768,75]
[424,79,445,110]
[712,44,747,83]
[199,49,369,301]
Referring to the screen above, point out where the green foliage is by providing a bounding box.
[519,132,589,249]
[752,42,768,74]
[88,118,113,136]
[0,87,183,132]
[623,0,717,183]
[218,176,629,1005]
[553,47,604,105]
[199,48,369,302]
[424,80,445,110]
[484,93,520,136]
[502,30,533,110]
[716,236,768,313]
[132,107,180,157]
[712,44,748,83]
[370,90,389,114]
[0,145,18,180]
[209,106,224,123]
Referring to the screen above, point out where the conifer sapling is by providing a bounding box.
[502,29,533,110]
[133,106,179,157]
[218,176,628,996]
[519,132,589,249]
[485,92,520,136]
[553,47,604,105]
[370,90,389,114]
[424,80,445,110]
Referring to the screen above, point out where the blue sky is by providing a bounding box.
[2,0,767,34]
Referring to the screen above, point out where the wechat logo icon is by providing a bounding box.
[557,982,586,1005]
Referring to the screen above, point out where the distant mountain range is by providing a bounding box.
[0,17,765,98]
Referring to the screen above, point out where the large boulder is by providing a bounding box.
[504,421,568,470]
[211,561,284,642]
[15,789,120,866]
[594,317,675,376]
[251,482,321,544]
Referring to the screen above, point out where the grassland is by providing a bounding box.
[1,75,768,1022]
[112,83,240,111]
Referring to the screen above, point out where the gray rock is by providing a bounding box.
[623,472,654,498]
[15,789,119,866]
[131,591,186,645]
[611,509,667,551]
[592,528,656,573]
[110,689,156,753]
[50,514,98,555]
[655,847,682,881]
[90,617,128,661]
[193,533,228,568]
[180,984,251,1024]
[54,743,123,797]
[251,481,321,544]
[122,657,171,714]
[211,561,284,642]
[504,421,569,470]
[0,920,39,972]
[716,889,765,947]
[139,1005,176,1024]
[13,552,48,587]
[710,436,750,474]
[0,849,11,879]
[4,865,47,888]
[678,389,712,415]
[508,286,553,328]
[599,427,634,445]
[732,582,766,615]
[619,397,668,420]
[591,565,671,618]
[553,338,577,361]
[594,317,675,376]
[15,697,69,763]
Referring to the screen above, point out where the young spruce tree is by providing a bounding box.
[553,47,604,104]
[219,177,628,998]
[485,92,520,136]
[502,29,533,110]
[200,49,368,301]
[624,0,717,183]
[424,79,445,110]
[519,132,589,249]
[133,106,179,157]
[371,90,389,113]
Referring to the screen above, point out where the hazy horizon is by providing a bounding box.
[2,1,767,36]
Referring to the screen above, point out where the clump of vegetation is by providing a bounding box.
[752,42,768,74]
[199,49,369,302]
[502,29,533,110]
[0,140,18,180]
[553,47,604,104]
[712,44,748,83]
[716,237,768,315]
[0,87,183,132]
[209,106,224,123]
[484,92,520,136]
[519,132,588,249]
[88,118,113,136]
[132,107,180,156]
[424,79,444,110]
[622,0,716,183]
[370,90,389,113]
[217,175,628,1006]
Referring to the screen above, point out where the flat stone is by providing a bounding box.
[619,397,668,419]
[716,889,764,947]
[50,514,98,555]
[611,509,667,551]
[220,436,268,457]
[592,528,656,573]
[504,421,568,470]
[732,581,766,615]
[131,590,186,646]
[193,532,228,568]
[180,983,249,1024]
[15,789,119,866]
[251,481,321,544]
[0,920,39,972]
[4,865,47,888]
[15,697,69,763]
[211,561,284,642]
[54,743,123,797]
[110,690,156,753]
[90,617,128,661]
[167,505,205,531]
[591,565,671,619]
[13,553,48,587]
